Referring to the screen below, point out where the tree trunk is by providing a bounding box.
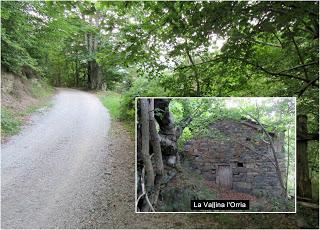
[149,99,164,206]
[89,60,102,89]
[297,115,312,199]
[140,99,155,195]
[55,69,61,86]
[74,60,79,87]
[186,48,201,96]
[85,16,103,90]
[154,99,179,156]
[137,99,195,211]
[87,61,91,87]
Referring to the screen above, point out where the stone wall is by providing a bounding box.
[184,119,286,196]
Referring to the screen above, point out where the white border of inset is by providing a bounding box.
[135,97,297,214]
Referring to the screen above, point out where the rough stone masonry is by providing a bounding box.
[184,118,286,196]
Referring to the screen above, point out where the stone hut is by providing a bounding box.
[184,118,286,196]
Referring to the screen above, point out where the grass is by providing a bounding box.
[31,79,54,98]
[19,100,53,117]
[1,108,22,136]
[1,79,54,139]
[99,91,122,119]
[99,91,135,136]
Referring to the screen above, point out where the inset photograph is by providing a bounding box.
[136,97,296,213]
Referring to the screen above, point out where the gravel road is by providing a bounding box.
[1,88,218,229]
[1,89,112,228]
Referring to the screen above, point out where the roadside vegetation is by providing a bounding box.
[99,91,121,119]
[99,91,135,137]
[1,78,54,141]
[137,98,295,212]
[1,108,22,136]
[1,1,318,228]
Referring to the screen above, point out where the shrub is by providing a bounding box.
[1,108,21,136]
[120,77,169,121]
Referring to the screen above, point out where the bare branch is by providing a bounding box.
[145,193,155,212]
[177,55,317,87]
[287,27,310,81]
[272,32,285,48]
[185,48,200,96]
[278,61,318,74]
[251,39,282,48]
[296,76,319,97]
[174,56,223,71]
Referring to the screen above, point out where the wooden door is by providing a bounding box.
[217,165,232,189]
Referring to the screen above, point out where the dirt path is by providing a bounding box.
[1,88,302,229]
[0,88,201,228]
[1,88,112,228]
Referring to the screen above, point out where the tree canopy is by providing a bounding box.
[1,0,318,204]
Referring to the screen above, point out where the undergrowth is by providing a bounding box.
[31,79,54,98]
[1,108,22,136]
[99,91,134,137]
[100,91,121,119]
[158,157,217,212]
[1,79,54,139]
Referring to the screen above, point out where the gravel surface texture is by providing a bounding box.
[1,88,216,229]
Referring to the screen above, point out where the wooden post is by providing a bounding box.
[297,115,312,198]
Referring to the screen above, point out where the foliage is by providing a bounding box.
[120,77,168,121]
[169,97,296,198]
[1,0,318,217]
[30,79,54,98]
[1,108,22,136]
[100,91,122,119]
[1,2,43,75]
[99,91,135,136]
[1,78,53,138]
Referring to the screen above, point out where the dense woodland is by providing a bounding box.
[137,98,296,212]
[1,0,319,227]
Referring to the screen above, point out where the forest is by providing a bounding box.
[1,0,319,228]
[136,97,296,212]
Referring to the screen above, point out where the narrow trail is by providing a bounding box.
[1,88,200,228]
